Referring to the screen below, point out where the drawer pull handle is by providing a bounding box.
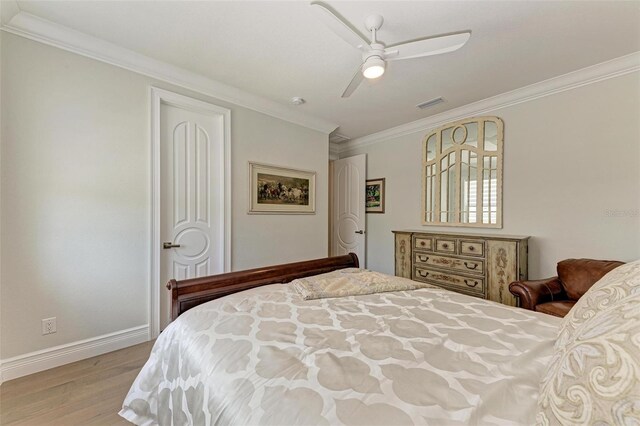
[468,246,475,251]
[420,241,426,246]
[442,243,449,249]
[464,279,479,288]
[417,270,429,278]
[464,262,478,270]
[418,255,429,262]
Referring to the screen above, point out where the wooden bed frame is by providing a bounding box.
[167,253,359,320]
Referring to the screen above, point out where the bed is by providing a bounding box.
[120,254,640,425]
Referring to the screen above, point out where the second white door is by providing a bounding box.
[331,154,366,265]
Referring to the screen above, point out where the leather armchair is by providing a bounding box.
[509,258,624,317]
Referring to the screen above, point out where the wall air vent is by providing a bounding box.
[416,97,445,110]
[329,133,351,144]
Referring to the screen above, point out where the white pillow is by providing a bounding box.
[536,259,640,425]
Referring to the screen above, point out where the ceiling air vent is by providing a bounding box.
[329,133,351,144]
[416,97,445,110]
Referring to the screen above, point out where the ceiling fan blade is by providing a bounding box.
[310,2,369,51]
[341,67,364,98]
[386,32,471,61]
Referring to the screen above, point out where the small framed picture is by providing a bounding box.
[366,178,385,213]
[248,162,316,214]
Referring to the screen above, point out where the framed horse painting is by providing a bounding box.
[248,162,316,214]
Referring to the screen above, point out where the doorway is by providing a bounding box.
[150,88,230,335]
[330,154,366,265]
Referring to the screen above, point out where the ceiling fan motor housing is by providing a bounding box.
[363,43,386,60]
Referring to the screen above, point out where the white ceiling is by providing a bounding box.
[14,0,640,139]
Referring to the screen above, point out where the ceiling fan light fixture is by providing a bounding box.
[362,56,385,79]
[310,3,470,97]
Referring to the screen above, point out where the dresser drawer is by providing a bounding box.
[414,267,485,295]
[414,253,484,275]
[414,237,433,251]
[460,240,484,257]
[435,238,456,254]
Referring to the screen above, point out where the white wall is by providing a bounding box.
[342,72,640,279]
[1,33,328,360]
[231,111,329,270]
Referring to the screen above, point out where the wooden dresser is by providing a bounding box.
[393,231,529,306]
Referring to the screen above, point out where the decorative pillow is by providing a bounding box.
[556,260,638,349]
[536,259,640,425]
[292,268,433,300]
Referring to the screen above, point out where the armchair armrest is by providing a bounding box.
[509,277,565,310]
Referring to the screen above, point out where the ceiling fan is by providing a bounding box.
[310,2,471,98]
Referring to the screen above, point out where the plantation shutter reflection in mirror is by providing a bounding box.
[422,116,503,228]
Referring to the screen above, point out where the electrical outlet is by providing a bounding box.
[42,317,57,335]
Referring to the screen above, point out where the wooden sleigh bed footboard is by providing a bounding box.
[167,253,359,321]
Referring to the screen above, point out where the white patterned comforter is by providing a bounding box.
[120,280,561,425]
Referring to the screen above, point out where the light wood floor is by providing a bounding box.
[0,340,154,425]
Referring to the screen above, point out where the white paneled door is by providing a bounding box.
[159,102,225,330]
[331,154,366,265]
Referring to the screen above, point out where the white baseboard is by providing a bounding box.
[0,324,150,384]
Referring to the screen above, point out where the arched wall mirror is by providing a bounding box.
[422,116,503,228]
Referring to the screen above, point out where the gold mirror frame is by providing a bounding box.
[422,116,503,228]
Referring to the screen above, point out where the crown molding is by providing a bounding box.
[0,11,338,134]
[328,142,341,160]
[329,141,341,154]
[339,51,640,154]
[0,0,20,26]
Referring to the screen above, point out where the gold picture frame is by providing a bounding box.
[248,162,316,214]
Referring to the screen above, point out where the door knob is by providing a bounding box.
[355,230,365,234]
[163,242,181,249]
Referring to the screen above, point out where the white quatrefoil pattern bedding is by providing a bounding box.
[121,272,561,425]
[537,260,640,425]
